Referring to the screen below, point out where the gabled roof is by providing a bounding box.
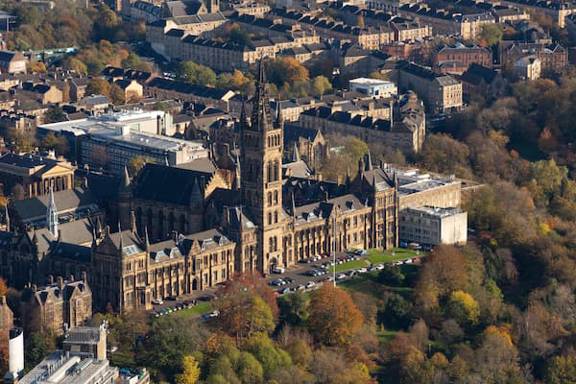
[461,63,500,85]
[133,163,214,206]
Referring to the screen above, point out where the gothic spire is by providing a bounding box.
[292,142,300,162]
[251,58,273,132]
[190,177,203,207]
[365,150,373,171]
[121,165,131,191]
[118,221,124,256]
[46,186,58,238]
[144,226,150,251]
[4,204,9,231]
[234,148,241,190]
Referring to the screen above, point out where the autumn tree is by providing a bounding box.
[27,61,46,73]
[267,57,309,87]
[86,78,111,97]
[176,355,201,384]
[214,275,276,339]
[447,290,480,326]
[414,245,468,311]
[109,84,126,105]
[546,355,576,384]
[307,284,364,346]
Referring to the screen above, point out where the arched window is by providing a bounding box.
[274,211,278,223]
[268,212,272,225]
[267,192,272,206]
[273,161,279,181]
[267,162,273,182]
[273,191,278,204]
[269,237,274,251]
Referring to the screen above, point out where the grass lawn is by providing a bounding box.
[170,302,212,319]
[367,248,423,265]
[329,259,370,273]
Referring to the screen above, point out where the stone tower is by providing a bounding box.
[240,60,285,274]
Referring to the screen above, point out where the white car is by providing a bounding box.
[305,281,316,289]
[272,266,286,274]
[374,264,385,270]
[357,268,368,273]
[336,273,347,280]
[152,298,163,305]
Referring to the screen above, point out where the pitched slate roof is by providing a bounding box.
[461,63,499,86]
[133,163,214,205]
[11,188,98,223]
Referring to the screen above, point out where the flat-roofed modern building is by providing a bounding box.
[399,205,467,246]
[349,78,398,98]
[37,110,208,176]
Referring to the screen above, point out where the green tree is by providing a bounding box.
[25,332,56,369]
[379,265,405,286]
[229,25,252,46]
[478,24,503,46]
[176,355,201,384]
[44,106,67,124]
[244,333,292,378]
[236,352,264,383]
[546,355,576,384]
[447,290,480,326]
[41,132,69,156]
[311,75,332,97]
[177,61,217,86]
[278,292,309,326]
[137,316,209,380]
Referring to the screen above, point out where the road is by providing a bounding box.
[151,250,420,317]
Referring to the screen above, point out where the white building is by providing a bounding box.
[514,55,541,80]
[37,110,208,175]
[399,206,467,246]
[349,78,398,98]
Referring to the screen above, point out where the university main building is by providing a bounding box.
[1,63,399,313]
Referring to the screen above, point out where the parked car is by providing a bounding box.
[336,273,347,280]
[284,277,294,284]
[408,242,422,250]
[272,266,286,274]
[151,298,163,305]
[305,281,316,289]
[202,310,220,321]
[270,279,286,286]
[357,267,368,273]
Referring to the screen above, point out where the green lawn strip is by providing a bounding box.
[329,259,370,273]
[169,301,212,319]
[367,248,422,265]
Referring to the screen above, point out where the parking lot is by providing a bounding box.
[151,248,423,319]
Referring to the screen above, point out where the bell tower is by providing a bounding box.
[240,60,285,274]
